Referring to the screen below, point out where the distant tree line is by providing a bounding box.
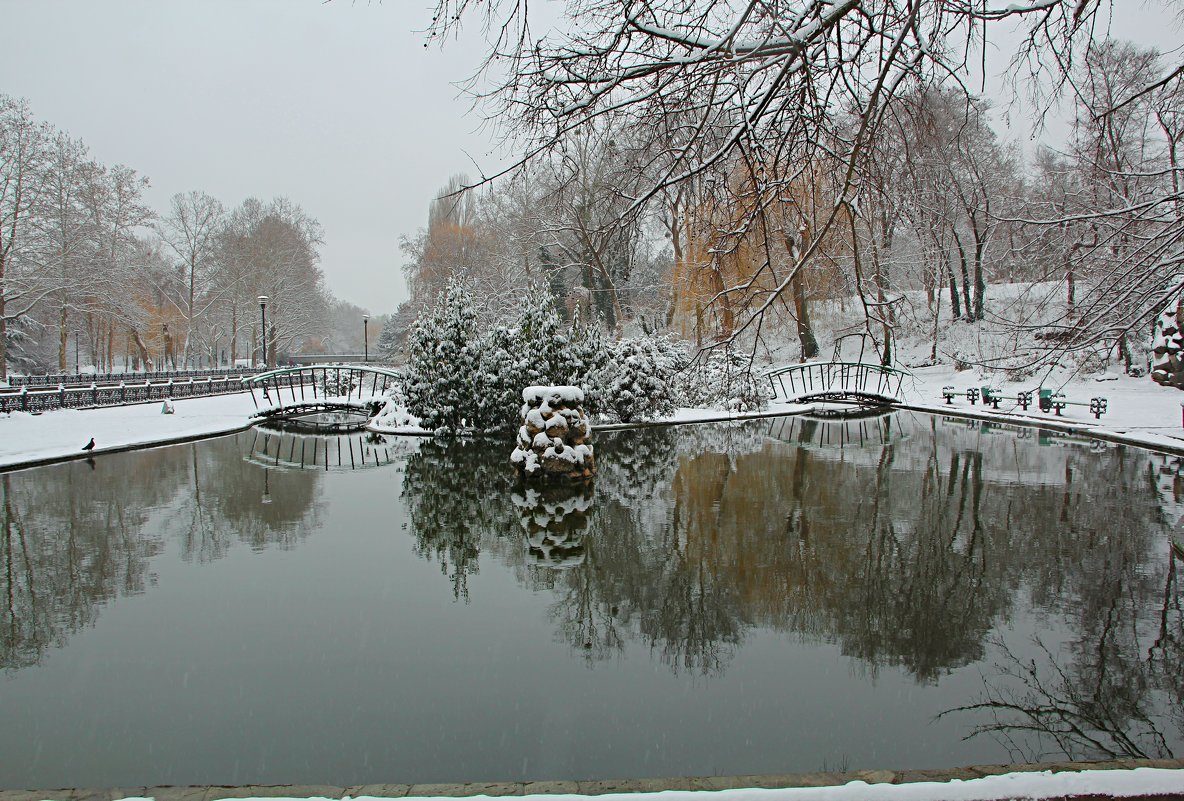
[0,94,373,379]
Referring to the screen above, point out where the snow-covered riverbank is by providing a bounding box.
[4,364,1184,472]
[0,392,259,470]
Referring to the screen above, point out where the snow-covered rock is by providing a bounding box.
[512,385,595,481]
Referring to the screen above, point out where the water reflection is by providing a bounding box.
[393,412,1182,757]
[1,412,1180,781]
[0,434,325,669]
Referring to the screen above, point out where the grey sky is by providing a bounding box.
[2,1,1178,317]
[1,0,500,316]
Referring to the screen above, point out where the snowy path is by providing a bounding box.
[0,392,258,470]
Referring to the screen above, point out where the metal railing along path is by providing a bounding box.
[0,375,251,414]
[3,366,259,389]
[243,364,401,420]
[765,361,908,405]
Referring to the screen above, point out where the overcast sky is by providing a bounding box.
[2,1,1178,317]
[1,0,502,315]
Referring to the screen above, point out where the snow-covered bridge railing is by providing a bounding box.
[244,364,400,421]
[765,361,907,405]
[0,375,251,414]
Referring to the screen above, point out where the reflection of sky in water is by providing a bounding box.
[0,412,1180,788]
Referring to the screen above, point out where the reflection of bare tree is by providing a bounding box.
[0,462,168,670]
[0,432,325,670]
[394,410,1183,734]
[944,545,1182,761]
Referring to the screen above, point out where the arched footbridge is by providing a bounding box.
[245,364,400,422]
[765,361,907,405]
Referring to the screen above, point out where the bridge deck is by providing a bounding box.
[766,361,907,405]
[244,364,401,421]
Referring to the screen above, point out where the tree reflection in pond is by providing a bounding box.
[394,411,1182,761]
[2,412,1180,771]
[0,433,324,670]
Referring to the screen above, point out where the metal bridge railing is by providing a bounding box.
[243,364,402,417]
[764,361,907,403]
[4,366,259,389]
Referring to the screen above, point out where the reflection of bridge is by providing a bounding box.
[765,361,906,405]
[244,364,400,422]
[766,411,902,449]
[245,428,407,471]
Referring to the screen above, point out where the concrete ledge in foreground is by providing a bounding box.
[4,758,1183,800]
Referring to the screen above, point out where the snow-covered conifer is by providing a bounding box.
[564,307,613,415]
[400,277,482,433]
[513,285,569,387]
[598,334,684,423]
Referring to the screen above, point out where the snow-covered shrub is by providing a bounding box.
[513,286,571,386]
[677,347,771,412]
[401,277,483,434]
[369,382,420,431]
[597,334,685,423]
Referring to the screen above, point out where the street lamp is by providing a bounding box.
[363,313,370,362]
[258,295,269,368]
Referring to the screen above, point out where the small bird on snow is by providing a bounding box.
[82,437,95,452]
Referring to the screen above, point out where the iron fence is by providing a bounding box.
[0,376,250,414]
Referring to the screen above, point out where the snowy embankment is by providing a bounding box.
[0,392,258,470]
[900,363,1184,453]
[5,359,1184,471]
[85,766,1184,801]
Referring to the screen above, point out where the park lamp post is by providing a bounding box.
[363,313,370,362]
[258,295,269,368]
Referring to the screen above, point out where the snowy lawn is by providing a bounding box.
[898,363,1184,453]
[0,392,258,470]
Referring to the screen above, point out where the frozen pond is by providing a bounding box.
[0,412,1181,789]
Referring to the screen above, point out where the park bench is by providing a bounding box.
[942,385,1107,419]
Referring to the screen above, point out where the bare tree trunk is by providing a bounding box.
[782,230,818,360]
[791,270,818,360]
[972,223,987,322]
[130,327,151,370]
[953,234,973,321]
[0,294,6,381]
[947,262,961,320]
[58,303,68,371]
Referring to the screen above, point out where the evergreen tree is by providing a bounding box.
[599,334,683,423]
[513,285,569,387]
[401,277,481,433]
[473,323,520,431]
[564,307,613,415]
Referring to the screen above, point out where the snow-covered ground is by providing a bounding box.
[0,392,258,470]
[898,362,1184,453]
[4,364,1184,472]
[91,766,1184,801]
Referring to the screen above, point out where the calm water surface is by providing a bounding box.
[1,412,1181,788]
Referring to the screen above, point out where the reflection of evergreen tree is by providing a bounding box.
[401,437,517,600]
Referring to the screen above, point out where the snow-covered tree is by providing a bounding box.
[401,277,483,433]
[598,334,684,423]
